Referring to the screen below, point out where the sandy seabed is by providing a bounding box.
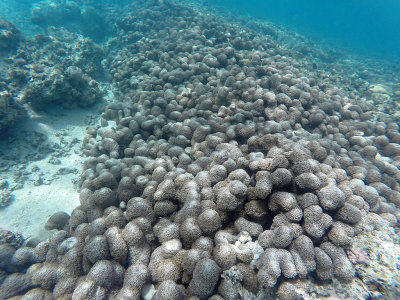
[0,104,102,241]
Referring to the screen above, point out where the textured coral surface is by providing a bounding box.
[0,1,400,299]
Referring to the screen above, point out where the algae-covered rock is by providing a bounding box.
[21,65,103,109]
[0,91,26,135]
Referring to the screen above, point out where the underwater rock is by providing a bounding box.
[0,20,21,54]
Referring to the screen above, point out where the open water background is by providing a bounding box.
[200,0,400,61]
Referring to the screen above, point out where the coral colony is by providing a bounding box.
[1,0,400,299]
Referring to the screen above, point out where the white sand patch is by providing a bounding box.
[1,174,80,241]
[0,105,101,241]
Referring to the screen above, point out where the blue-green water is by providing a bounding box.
[202,0,400,61]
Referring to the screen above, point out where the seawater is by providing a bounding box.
[201,0,400,61]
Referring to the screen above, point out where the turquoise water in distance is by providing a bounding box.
[200,0,400,61]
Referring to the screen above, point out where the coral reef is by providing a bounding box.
[0,90,25,135]
[1,0,400,299]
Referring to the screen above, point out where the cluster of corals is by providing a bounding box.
[1,0,400,299]
[4,27,104,110]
